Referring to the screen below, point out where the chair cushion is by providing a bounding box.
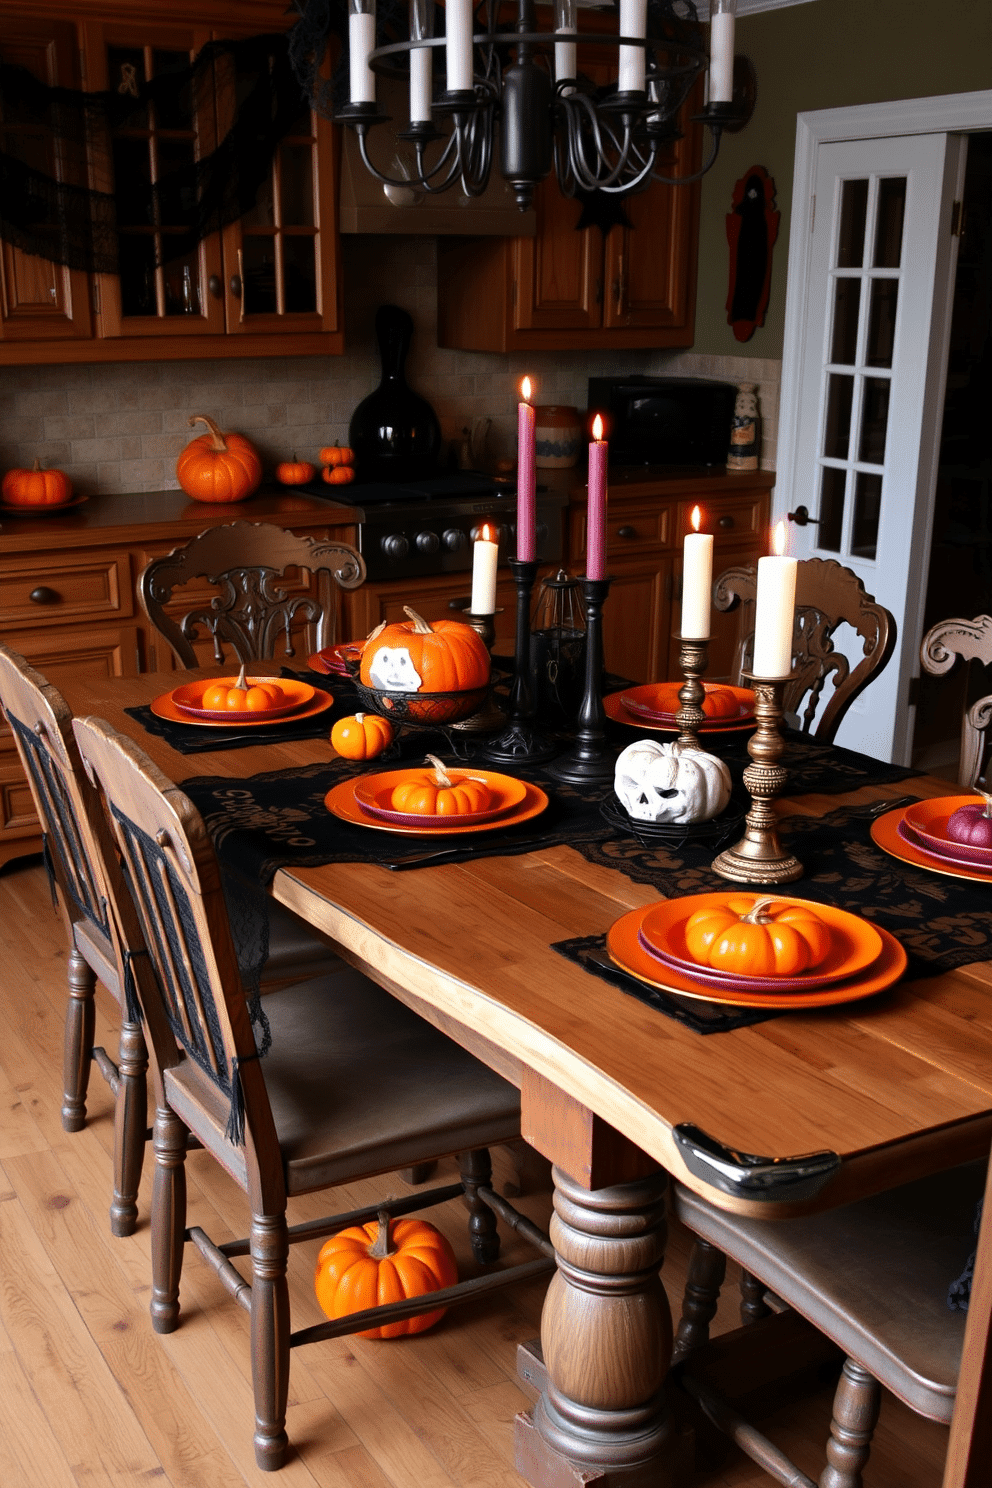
[673,1160,986,1422]
[262,897,343,982]
[259,968,521,1193]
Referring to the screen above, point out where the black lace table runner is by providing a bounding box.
[124,670,356,754]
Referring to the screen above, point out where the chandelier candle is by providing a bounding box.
[446,0,474,93]
[409,0,433,121]
[681,505,713,639]
[516,377,537,563]
[471,524,499,615]
[618,0,648,94]
[554,0,577,85]
[708,0,737,104]
[586,415,608,582]
[752,522,798,677]
[348,0,377,105]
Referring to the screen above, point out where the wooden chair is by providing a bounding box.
[920,614,992,787]
[138,521,366,667]
[72,713,551,1472]
[669,1156,990,1487]
[714,557,896,743]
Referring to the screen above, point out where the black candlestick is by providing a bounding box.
[547,575,615,784]
[481,558,556,764]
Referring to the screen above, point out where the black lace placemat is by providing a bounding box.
[124,669,357,754]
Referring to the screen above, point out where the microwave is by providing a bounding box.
[587,376,737,467]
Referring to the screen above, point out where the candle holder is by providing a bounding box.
[672,632,712,750]
[451,611,506,734]
[711,670,803,884]
[480,559,556,764]
[547,575,615,784]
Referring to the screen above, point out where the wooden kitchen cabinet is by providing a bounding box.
[0,0,343,365]
[345,572,523,654]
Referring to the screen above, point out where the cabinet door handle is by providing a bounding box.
[236,249,245,324]
[208,274,223,299]
[614,253,627,310]
[718,514,735,530]
[29,586,60,605]
[616,525,636,539]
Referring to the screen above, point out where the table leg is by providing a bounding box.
[515,1164,677,1487]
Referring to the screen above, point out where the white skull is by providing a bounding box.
[614,738,732,824]
[367,645,424,692]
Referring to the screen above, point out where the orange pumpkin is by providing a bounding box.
[2,459,73,508]
[684,896,832,978]
[314,1210,457,1339]
[391,756,493,816]
[201,667,285,713]
[176,414,262,503]
[650,683,746,719]
[319,444,355,467]
[275,455,316,486]
[360,607,490,695]
[322,464,357,486]
[330,712,394,760]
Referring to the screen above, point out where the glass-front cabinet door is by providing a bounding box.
[82,21,226,338]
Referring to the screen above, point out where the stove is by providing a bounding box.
[303,472,568,582]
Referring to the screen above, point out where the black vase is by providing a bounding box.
[349,304,442,482]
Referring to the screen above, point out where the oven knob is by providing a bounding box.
[444,528,468,552]
[381,533,409,559]
[415,530,440,555]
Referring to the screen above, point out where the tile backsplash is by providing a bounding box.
[0,237,780,494]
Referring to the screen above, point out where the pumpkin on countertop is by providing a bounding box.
[684,896,832,977]
[360,607,490,696]
[322,464,356,486]
[391,755,494,816]
[2,459,73,508]
[275,455,316,486]
[614,738,732,824]
[330,712,394,760]
[319,444,355,467]
[176,414,262,503]
[314,1209,457,1339]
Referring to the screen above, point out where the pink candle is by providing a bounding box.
[586,414,608,580]
[516,376,536,563]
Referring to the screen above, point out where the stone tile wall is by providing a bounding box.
[0,236,780,494]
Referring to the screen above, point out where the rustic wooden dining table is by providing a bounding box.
[61,669,992,1488]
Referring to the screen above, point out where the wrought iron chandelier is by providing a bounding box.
[331,0,743,210]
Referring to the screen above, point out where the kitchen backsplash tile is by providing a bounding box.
[0,237,780,493]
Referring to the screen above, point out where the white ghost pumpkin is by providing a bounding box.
[367,645,424,692]
[614,738,732,824]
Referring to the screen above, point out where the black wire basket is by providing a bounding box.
[599,793,747,850]
[350,677,492,726]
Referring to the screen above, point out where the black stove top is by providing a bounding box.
[301,471,515,508]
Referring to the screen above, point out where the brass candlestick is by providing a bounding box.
[711,671,803,885]
[452,611,506,734]
[673,632,711,750]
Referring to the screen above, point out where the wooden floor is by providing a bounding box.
[0,855,951,1488]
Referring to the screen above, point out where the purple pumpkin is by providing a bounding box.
[946,803,992,847]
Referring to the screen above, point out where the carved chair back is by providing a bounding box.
[138,520,366,668]
[714,557,896,743]
[920,614,992,787]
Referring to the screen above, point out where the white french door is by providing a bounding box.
[776,120,969,763]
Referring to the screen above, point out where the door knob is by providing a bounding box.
[718,514,735,530]
[788,505,819,527]
[208,275,223,299]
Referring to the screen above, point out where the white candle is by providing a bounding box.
[445,0,474,94]
[471,523,499,614]
[708,0,736,105]
[409,0,433,122]
[681,507,713,639]
[618,0,647,94]
[349,3,377,105]
[516,377,536,563]
[555,30,577,86]
[752,524,797,678]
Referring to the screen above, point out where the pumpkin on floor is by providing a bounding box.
[614,738,732,824]
[2,459,73,507]
[314,1210,458,1339]
[360,607,490,696]
[684,896,832,977]
[176,414,262,503]
[330,712,394,760]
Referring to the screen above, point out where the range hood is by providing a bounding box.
[338,82,536,236]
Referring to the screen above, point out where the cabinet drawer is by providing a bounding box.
[570,503,672,564]
[677,494,768,548]
[0,766,38,842]
[0,551,133,630]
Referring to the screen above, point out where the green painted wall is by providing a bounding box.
[692,0,992,359]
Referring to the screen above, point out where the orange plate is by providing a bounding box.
[871,806,992,885]
[638,893,883,992]
[325,776,548,836]
[150,685,334,729]
[607,905,907,1009]
[901,795,992,868]
[620,683,755,725]
[353,768,528,827]
[0,495,89,517]
[605,691,757,735]
[307,643,364,676]
[170,676,315,722]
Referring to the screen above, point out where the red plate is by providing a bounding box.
[900,796,992,868]
[352,768,527,828]
[325,776,548,836]
[308,643,364,676]
[150,685,334,729]
[607,905,906,1009]
[620,683,755,725]
[170,676,314,722]
[604,692,757,735]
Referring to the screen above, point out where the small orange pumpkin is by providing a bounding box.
[275,454,316,486]
[360,607,491,696]
[330,712,394,760]
[390,755,493,817]
[2,459,73,508]
[319,444,355,467]
[176,414,262,503]
[684,896,832,978]
[201,666,285,713]
[314,1209,457,1339]
[322,464,357,486]
[650,683,746,719]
